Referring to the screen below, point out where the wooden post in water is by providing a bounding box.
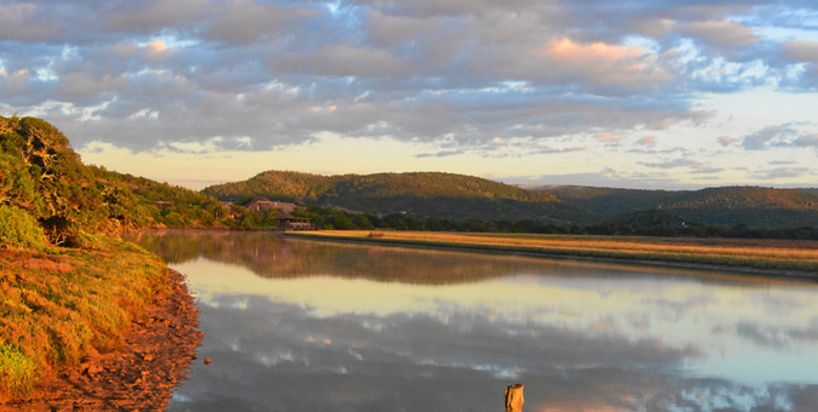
[505,383,524,412]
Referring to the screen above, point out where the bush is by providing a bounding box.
[0,344,37,398]
[0,205,47,250]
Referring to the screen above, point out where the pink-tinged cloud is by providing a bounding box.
[546,38,643,62]
[783,40,818,63]
[718,136,734,146]
[596,133,626,143]
[538,38,670,87]
[636,135,656,145]
[681,20,760,47]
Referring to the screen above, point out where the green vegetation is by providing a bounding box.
[0,205,47,250]
[2,114,817,399]
[0,238,167,399]
[203,170,596,223]
[0,116,186,400]
[536,185,818,230]
[204,170,559,202]
[110,171,231,229]
[203,170,818,235]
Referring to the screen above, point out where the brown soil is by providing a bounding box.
[1,269,202,411]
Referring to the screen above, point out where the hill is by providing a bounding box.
[203,171,599,224]
[535,185,818,230]
[0,115,209,400]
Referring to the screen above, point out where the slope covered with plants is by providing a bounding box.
[0,116,209,400]
[536,185,818,230]
[203,170,598,224]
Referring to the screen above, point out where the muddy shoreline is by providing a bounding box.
[2,269,202,411]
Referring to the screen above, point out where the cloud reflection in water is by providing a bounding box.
[131,231,818,412]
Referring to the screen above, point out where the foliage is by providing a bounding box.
[0,205,47,250]
[0,344,36,398]
[537,185,818,230]
[202,170,601,224]
[111,171,230,229]
[0,116,205,400]
[0,237,167,399]
[1,115,239,245]
[203,170,563,203]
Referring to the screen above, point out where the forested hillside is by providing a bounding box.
[536,185,818,230]
[0,116,235,245]
[203,170,598,223]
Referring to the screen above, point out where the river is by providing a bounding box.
[131,230,818,412]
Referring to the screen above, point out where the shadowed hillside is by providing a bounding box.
[535,185,818,230]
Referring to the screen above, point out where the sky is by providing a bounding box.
[1,0,817,190]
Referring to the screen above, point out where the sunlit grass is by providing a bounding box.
[0,236,167,400]
[294,230,818,274]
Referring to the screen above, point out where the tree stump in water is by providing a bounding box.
[505,383,524,412]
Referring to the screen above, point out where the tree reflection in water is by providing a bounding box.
[130,230,818,412]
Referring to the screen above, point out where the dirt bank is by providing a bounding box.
[1,269,202,411]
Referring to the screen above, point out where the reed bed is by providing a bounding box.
[291,231,818,276]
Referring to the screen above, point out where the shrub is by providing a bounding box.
[0,205,47,250]
[0,344,37,398]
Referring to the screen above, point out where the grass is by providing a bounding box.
[0,235,168,400]
[289,230,818,276]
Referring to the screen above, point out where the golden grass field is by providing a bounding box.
[291,230,818,276]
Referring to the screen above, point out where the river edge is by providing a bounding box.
[283,232,818,282]
[1,269,202,411]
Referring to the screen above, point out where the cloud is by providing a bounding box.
[534,37,672,87]
[741,125,817,150]
[640,158,702,169]
[718,136,735,146]
[596,133,627,143]
[792,134,818,148]
[681,20,760,47]
[276,44,417,78]
[201,1,319,44]
[750,166,812,180]
[782,40,818,63]
[0,0,816,191]
[415,149,464,158]
[0,3,59,41]
[741,125,793,150]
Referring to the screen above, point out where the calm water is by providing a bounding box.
[131,230,818,412]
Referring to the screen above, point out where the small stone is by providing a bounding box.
[85,364,104,376]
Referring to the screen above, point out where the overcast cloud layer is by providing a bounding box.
[1,0,817,188]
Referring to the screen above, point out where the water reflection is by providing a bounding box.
[131,230,818,412]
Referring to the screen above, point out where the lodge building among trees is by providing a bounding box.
[244,197,314,231]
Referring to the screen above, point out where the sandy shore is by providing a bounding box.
[1,269,202,411]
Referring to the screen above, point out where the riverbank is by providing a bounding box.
[0,238,202,410]
[285,231,818,281]
[4,269,201,411]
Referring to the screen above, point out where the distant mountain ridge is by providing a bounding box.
[202,171,597,223]
[203,170,818,230]
[534,185,818,230]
